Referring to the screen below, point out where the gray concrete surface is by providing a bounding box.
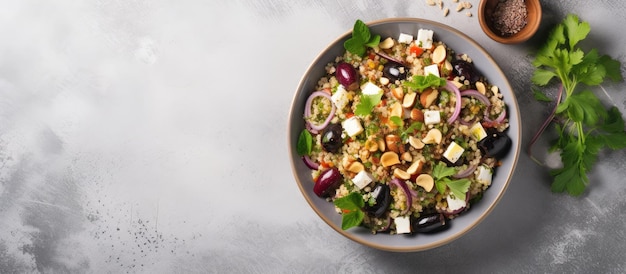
[0,0,625,273]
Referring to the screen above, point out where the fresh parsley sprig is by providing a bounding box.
[344,19,381,57]
[354,91,383,116]
[432,162,470,199]
[530,14,626,196]
[404,74,447,92]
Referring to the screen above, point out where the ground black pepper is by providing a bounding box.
[491,0,528,36]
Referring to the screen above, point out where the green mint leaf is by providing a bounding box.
[532,88,553,102]
[354,91,383,116]
[364,34,381,48]
[353,19,370,43]
[405,74,447,92]
[334,192,365,230]
[531,69,557,86]
[341,210,364,230]
[447,178,471,200]
[333,192,364,211]
[344,37,366,56]
[563,14,590,50]
[296,129,313,156]
[389,116,403,127]
[344,20,379,57]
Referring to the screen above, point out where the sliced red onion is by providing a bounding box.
[446,81,462,124]
[389,178,413,215]
[458,116,479,126]
[304,91,336,131]
[302,155,319,170]
[305,123,319,135]
[484,106,507,124]
[376,51,405,65]
[453,164,477,179]
[460,89,491,106]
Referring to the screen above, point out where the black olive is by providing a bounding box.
[383,62,408,81]
[451,60,481,84]
[321,123,343,153]
[412,213,449,233]
[363,184,392,217]
[477,131,512,159]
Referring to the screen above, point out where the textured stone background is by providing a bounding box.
[0,0,625,273]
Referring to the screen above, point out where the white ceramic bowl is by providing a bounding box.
[288,18,521,252]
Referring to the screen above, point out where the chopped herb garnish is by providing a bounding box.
[343,19,381,57]
[432,162,470,199]
[333,192,365,230]
[296,129,313,156]
[404,74,447,92]
[400,122,423,142]
[354,91,383,116]
[389,116,403,127]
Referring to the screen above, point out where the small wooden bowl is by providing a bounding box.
[478,0,541,44]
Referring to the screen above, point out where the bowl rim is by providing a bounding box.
[288,17,522,252]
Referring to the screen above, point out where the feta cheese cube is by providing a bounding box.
[352,170,374,189]
[341,116,364,137]
[398,33,414,44]
[331,85,349,110]
[469,122,488,141]
[361,82,383,96]
[443,141,465,163]
[394,216,412,234]
[417,29,434,49]
[423,110,441,125]
[446,194,467,212]
[423,64,440,77]
[476,165,493,186]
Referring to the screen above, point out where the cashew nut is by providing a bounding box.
[422,128,443,145]
[393,168,411,180]
[347,161,365,173]
[409,136,425,149]
[380,151,400,167]
[406,160,424,175]
[415,174,435,192]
